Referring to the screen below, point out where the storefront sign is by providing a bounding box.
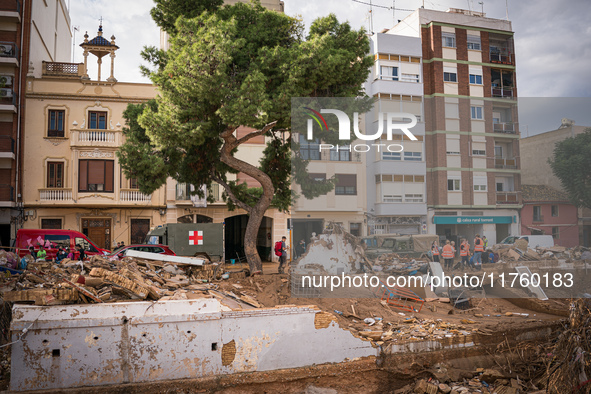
[433,216,513,224]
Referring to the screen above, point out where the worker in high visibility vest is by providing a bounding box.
[460,238,470,269]
[442,240,454,270]
[473,234,484,269]
[431,240,440,263]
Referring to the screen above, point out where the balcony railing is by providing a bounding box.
[0,42,18,60]
[0,88,17,107]
[120,189,152,202]
[496,191,520,205]
[494,157,517,169]
[492,87,514,99]
[39,188,72,201]
[0,0,21,13]
[299,149,362,162]
[493,122,517,134]
[490,51,513,65]
[0,185,13,202]
[0,135,14,153]
[42,61,84,78]
[533,215,544,223]
[77,130,116,143]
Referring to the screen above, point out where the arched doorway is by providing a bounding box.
[224,215,273,262]
[177,214,213,224]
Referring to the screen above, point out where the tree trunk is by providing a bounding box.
[219,125,277,275]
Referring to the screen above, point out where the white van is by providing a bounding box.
[500,235,555,249]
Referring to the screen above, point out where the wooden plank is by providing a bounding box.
[125,250,206,266]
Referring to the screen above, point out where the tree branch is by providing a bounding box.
[210,172,253,213]
[234,121,278,146]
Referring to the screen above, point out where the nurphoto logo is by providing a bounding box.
[304,107,418,153]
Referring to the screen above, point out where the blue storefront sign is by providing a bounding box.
[433,216,513,224]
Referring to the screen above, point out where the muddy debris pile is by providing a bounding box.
[0,255,245,306]
[491,240,590,263]
[403,369,531,394]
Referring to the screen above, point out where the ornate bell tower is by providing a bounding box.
[79,23,119,82]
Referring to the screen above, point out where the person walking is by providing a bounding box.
[442,240,454,270]
[431,241,440,263]
[473,234,484,269]
[75,244,86,261]
[278,236,289,274]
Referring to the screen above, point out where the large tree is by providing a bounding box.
[548,129,591,209]
[118,0,373,273]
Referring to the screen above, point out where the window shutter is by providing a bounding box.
[105,160,114,192]
[79,160,88,191]
[88,161,104,184]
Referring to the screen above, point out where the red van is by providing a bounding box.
[16,229,110,260]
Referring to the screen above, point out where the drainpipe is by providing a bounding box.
[15,0,27,235]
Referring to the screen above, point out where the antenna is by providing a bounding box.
[467,0,471,11]
[505,0,509,20]
[478,1,484,13]
[369,0,374,35]
[72,26,79,63]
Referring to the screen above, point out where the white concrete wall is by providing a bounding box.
[10,300,375,391]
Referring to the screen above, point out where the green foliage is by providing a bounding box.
[119,1,373,213]
[150,0,224,34]
[548,129,591,209]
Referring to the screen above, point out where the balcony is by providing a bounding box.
[496,191,520,205]
[120,189,152,203]
[42,62,85,78]
[490,50,513,65]
[491,87,514,99]
[0,184,13,204]
[0,42,18,65]
[72,130,119,147]
[0,135,14,159]
[493,122,517,134]
[0,0,21,13]
[0,87,17,112]
[494,157,517,170]
[39,188,72,202]
[533,215,544,223]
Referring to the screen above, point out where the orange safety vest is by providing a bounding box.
[460,242,469,257]
[474,238,484,252]
[442,244,454,259]
[432,245,439,255]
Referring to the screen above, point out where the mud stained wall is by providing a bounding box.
[10,300,376,391]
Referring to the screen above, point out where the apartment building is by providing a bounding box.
[521,119,591,246]
[0,0,72,246]
[364,32,426,235]
[390,8,521,244]
[21,25,166,249]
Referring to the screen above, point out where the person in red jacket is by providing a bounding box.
[442,240,454,270]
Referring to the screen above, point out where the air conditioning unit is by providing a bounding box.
[0,44,12,56]
[0,75,13,88]
[0,88,12,98]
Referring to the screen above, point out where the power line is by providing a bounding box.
[351,0,415,12]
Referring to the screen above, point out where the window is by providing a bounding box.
[382,152,401,161]
[45,234,69,249]
[380,66,398,81]
[469,74,483,85]
[400,73,420,83]
[533,205,542,222]
[350,223,361,237]
[88,111,107,129]
[383,195,402,203]
[330,146,351,161]
[48,109,65,137]
[448,178,461,191]
[79,160,114,192]
[473,176,487,191]
[443,72,457,82]
[129,178,139,189]
[496,182,504,192]
[551,205,559,217]
[467,35,481,50]
[472,150,486,156]
[299,135,320,160]
[75,237,99,253]
[335,174,356,195]
[47,162,64,188]
[405,194,423,203]
[404,151,422,161]
[41,219,63,230]
[176,183,193,200]
[552,227,559,239]
[471,106,483,120]
[494,146,503,158]
[442,33,456,48]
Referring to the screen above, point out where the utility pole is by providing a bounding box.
[72,26,79,63]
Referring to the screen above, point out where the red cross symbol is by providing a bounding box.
[189,230,203,245]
